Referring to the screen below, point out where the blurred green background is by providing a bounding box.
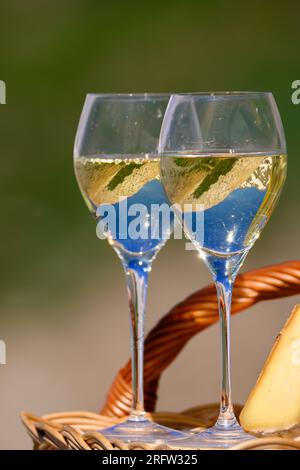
[0,0,300,449]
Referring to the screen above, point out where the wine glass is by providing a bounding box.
[159,92,287,448]
[73,93,186,443]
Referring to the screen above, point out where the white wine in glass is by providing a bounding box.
[161,153,286,259]
[75,155,171,256]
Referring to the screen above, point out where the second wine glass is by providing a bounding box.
[159,92,287,448]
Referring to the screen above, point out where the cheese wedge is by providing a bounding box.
[240,304,300,432]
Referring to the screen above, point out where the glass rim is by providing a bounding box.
[168,91,273,99]
[85,93,171,99]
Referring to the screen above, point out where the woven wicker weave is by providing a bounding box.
[22,260,300,450]
[21,407,300,450]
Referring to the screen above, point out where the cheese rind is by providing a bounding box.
[240,304,300,432]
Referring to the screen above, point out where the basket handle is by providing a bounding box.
[101,260,300,417]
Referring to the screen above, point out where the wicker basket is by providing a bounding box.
[22,261,300,450]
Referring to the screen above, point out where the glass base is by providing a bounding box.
[168,422,254,449]
[99,417,188,444]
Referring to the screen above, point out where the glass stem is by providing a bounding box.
[215,276,237,428]
[123,258,151,421]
